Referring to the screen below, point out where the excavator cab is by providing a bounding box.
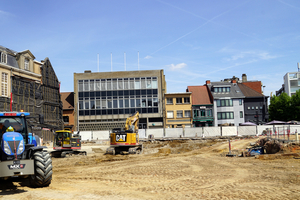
[55,132,71,147]
[106,111,142,155]
[51,129,86,158]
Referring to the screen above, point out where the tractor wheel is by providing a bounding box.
[29,151,53,188]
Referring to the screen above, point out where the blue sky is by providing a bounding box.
[1,0,300,98]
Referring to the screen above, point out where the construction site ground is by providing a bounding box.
[1,136,300,200]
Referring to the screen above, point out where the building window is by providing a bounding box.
[90,80,94,91]
[107,79,112,90]
[240,111,243,118]
[79,101,83,109]
[247,107,250,110]
[217,112,234,120]
[96,79,101,90]
[101,79,106,90]
[1,72,8,97]
[184,97,190,103]
[135,78,140,89]
[207,109,212,117]
[177,110,183,118]
[63,116,69,123]
[256,106,258,110]
[176,98,182,104]
[152,77,158,88]
[96,99,101,109]
[113,79,117,90]
[200,109,205,117]
[78,80,84,92]
[214,87,230,93]
[84,99,89,109]
[1,52,7,64]
[24,58,29,70]
[239,99,242,105]
[84,80,89,91]
[167,98,173,104]
[252,107,254,110]
[217,99,233,107]
[193,110,199,117]
[153,98,158,106]
[184,110,191,117]
[167,111,174,118]
[146,77,152,88]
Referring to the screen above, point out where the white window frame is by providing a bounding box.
[1,52,7,64]
[184,110,191,117]
[167,111,174,118]
[166,98,173,104]
[177,110,183,118]
[1,72,8,97]
[184,97,190,104]
[24,58,29,70]
[176,98,182,104]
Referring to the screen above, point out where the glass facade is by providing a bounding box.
[78,77,159,116]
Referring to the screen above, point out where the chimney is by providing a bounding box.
[242,74,247,82]
[206,80,211,85]
[231,80,236,83]
[84,70,92,73]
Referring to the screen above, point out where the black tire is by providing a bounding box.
[29,151,53,188]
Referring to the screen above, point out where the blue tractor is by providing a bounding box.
[0,111,52,187]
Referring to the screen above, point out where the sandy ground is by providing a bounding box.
[1,136,300,200]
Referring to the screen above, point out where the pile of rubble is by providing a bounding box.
[241,137,300,159]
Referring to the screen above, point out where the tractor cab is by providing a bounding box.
[0,111,52,187]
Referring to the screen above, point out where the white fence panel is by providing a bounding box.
[289,125,300,134]
[80,131,92,141]
[203,127,221,137]
[147,128,164,138]
[257,125,273,135]
[222,127,237,136]
[238,126,257,136]
[92,131,109,140]
[184,127,201,137]
[165,128,183,138]
[138,129,146,139]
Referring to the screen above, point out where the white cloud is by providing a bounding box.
[0,10,14,17]
[144,55,152,59]
[167,63,187,71]
[224,51,278,62]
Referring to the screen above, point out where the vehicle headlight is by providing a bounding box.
[3,140,12,155]
[17,140,24,154]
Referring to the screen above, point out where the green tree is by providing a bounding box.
[290,90,300,121]
[269,92,291,121]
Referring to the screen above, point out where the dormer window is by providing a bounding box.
[24,58,29,70]
[213,87,230,93]
[0,52,7,64]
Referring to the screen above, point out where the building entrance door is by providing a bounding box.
[139,123,147,129]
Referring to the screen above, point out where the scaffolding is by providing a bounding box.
[7,58,64,141]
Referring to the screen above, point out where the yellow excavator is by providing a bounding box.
[106,111,142,155]
[51,128,86,158]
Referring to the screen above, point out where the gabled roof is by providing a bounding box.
[238,83,264,97]
[61,92,74,110]
[242,81,262,94]
[17,49,35,59]
[187,86,212,105]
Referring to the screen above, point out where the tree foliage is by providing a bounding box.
[269,90,300,121]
